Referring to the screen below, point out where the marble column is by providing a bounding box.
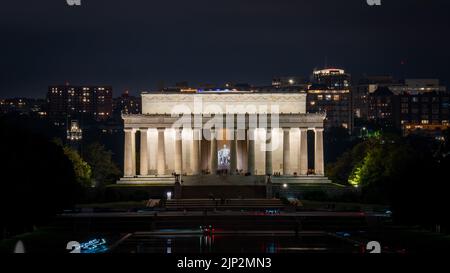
[299,128,308,175]
[314,128,325,176]
[124,128,136,177]
[139,128,149,176]
[191,129,201,175]
[265,129,273,175]
[230,129,237,174]
[237,128,247,171]
[209,129,218,174]
[157,128,166,175]
[282,128,291,175]
[174,128,183,174]
[247,128,255,175]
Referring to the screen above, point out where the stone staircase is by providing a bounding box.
[180,185,267,199]
[164,198,285,211]
[118,175,331,185]
[272,175,332,184]
[117,175,174,185]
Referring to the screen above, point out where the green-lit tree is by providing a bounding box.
[328,131,450,228]
[52,139,93,187]
[62,146,93,187]
[326,141,370,185]
[83,142,121,187]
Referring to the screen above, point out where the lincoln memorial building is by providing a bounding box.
[118,89,330,186]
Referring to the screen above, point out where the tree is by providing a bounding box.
[326,141,369,185]
[83,142,121,187]
[328,130,450,227]
[52,139,93,187]
[0,115,82,237]
[62,146,93,187]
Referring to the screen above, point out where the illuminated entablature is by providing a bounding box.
[141,91,307,115]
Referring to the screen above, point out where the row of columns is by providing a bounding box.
[124,128,324,177]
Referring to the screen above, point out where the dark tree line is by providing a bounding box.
[0,114,82,238]
[0,114,121,238]
[326,130,450,229]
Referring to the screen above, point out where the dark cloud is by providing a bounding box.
[1,0,449,97]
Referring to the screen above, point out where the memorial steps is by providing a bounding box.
[118,175,332,185]
[115,175,335,199]
[164,198,285,211]
[179,185,267,199]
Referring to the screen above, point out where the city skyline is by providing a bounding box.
[0,72,446,100]
[1,0,450,98]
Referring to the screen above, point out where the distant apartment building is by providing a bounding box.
[312,68,351,90]
[367,87,397,128]
[113,91,141,117]
[47,85,113,123]
[353,75,399,120]
[397,91,449,136]
[368,80,449,136]
[307,68,353,131]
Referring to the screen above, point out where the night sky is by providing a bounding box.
[1,0,449,98]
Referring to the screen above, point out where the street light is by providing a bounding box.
[360,127,368,138]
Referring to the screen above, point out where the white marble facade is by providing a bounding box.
[121,91,326,179]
